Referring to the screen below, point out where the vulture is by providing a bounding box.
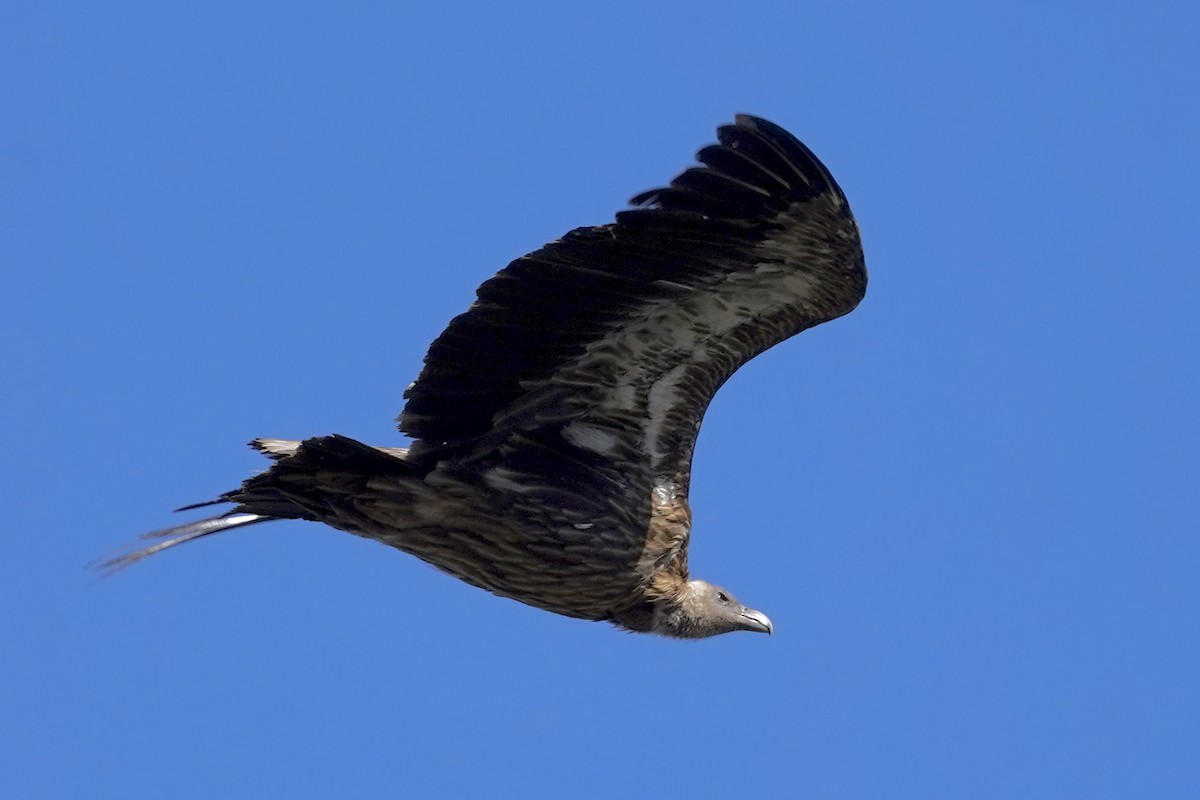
[104,115,867,639]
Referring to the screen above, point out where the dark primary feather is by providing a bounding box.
[103,115,866,639]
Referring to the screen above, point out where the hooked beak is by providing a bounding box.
[738,607,773,635]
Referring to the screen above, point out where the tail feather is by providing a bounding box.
[95,434,421,577]
[93,513,269,577]
[250,438,302,461]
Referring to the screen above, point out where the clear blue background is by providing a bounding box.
[4,2,1198,797]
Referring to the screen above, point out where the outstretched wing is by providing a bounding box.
[398,115,866,501]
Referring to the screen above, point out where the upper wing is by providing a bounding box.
[398,115,866,497]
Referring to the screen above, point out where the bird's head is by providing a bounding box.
[653,579,773,639]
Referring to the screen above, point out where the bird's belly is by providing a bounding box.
[352,476,646,620]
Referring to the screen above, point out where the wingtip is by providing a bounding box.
[731,114,847,210]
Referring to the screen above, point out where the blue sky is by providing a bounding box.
[4,2,1198,797]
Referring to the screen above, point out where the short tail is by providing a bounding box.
[94,433,417,577]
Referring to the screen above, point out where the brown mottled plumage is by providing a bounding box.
[102,116,866,638]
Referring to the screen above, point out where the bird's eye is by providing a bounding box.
[717,592,729,603]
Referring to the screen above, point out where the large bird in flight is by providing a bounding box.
[105,115,867,638]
